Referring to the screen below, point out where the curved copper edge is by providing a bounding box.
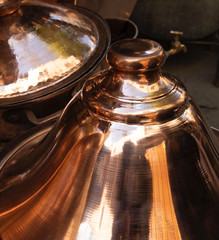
[0,120,54,164]
[211,126,219,141]
[0,0,21,16]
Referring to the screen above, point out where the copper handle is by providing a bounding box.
[25,109,61,125]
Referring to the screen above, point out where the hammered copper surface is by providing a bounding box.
[0,0,110,106]
[0,39,218,239]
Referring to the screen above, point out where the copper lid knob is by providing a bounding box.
[107,38,166,72]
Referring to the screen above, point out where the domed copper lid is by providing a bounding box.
[0,0,110,106]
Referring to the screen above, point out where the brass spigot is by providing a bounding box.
[166,31,187,56]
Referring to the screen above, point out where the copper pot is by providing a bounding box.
[0,0,110,142]
[0,38,218,239]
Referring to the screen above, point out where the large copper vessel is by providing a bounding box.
[130,0,219,40]
[0,38,219,239]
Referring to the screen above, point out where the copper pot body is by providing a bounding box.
[0,39,218,239]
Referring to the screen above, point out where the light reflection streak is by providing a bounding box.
[121,78,174,100]
[146,141,182,240]
[76,188,114,240]
[79,35,96,50]
[88,188,114,240]
[8,33,57,75]
[104,124,145,156]
[0,55,80,96]
[1,33,81,96]
[104,123,162,157]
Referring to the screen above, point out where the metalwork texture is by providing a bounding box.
[0,39,218,239]
[0,0,110,106]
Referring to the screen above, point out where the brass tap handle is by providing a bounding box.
[0,0,21,16]
[170,31,183,38]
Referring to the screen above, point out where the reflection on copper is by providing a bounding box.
[1,53,81,96]
[1,24,95,96]
[0,38,218,239]
[121,76,175,100]
[146,141,181,240]
[0,129,104,239]
[0,0,110,105]
[86,188,114,240]
[104,123,146,156]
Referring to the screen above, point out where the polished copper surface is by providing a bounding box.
[107,38,165,71]
[0,38,219,239]
[0,0,110,106]
[0,0,21,16]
